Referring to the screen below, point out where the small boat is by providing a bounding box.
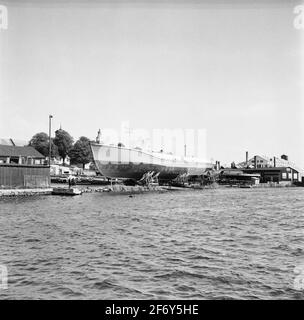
[52,187,82,196]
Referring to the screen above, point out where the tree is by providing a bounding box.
[29,132,58,158]
[68,136,93,169]
[53,129,74,164]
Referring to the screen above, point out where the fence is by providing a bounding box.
[0,164,50,189]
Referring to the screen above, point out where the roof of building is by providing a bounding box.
[244,167,299,173]
[238,154,303,174]
[0,145,44,158]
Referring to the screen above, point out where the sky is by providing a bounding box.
[0,0,303,167]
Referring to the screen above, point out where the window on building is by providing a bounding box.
[288,173,292,180]
[282,172,287,179]
[0,156,7,164]
[10,157,19,164]
[293,173,298,180]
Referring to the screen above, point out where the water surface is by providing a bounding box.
[0,187,304,299]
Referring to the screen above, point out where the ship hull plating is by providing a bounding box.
[91,143,212,182]
[94,160,188,181]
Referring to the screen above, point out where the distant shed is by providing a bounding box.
[0,145,50,189]
[219,169,261,185]
[243,167,300,184]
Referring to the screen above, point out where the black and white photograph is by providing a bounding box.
[0,0,304,306]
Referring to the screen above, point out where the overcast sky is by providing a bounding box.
[0,0,303,166]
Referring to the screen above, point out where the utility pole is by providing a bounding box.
[49,115,53,166]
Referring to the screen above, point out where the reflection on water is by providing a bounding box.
[0,188,304,299]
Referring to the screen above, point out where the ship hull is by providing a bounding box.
[94,160,188,181]
[91,143,212,182]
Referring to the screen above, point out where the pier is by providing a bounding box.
[0,188,52,197]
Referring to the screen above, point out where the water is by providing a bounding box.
[0,187,304,300]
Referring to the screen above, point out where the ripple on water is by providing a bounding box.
[0,188,303,299]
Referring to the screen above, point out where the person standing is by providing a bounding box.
[68,175,72,188]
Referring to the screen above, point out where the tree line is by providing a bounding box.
[29,129,93,169]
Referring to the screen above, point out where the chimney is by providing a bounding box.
[246,151,249,166]
[96,129,101,144]
[215,161,220,170]
[274,156,276,168]
[254,156,257,168]
[10,138,15,146]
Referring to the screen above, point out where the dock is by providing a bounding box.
[52,187,82,196]
[0,188,52,197]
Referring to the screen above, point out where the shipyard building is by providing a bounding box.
[0,139,50,189]
[237,154,302,185]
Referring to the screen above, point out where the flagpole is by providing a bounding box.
[49,115,53,166]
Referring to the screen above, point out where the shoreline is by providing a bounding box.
[0,183,303,198]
